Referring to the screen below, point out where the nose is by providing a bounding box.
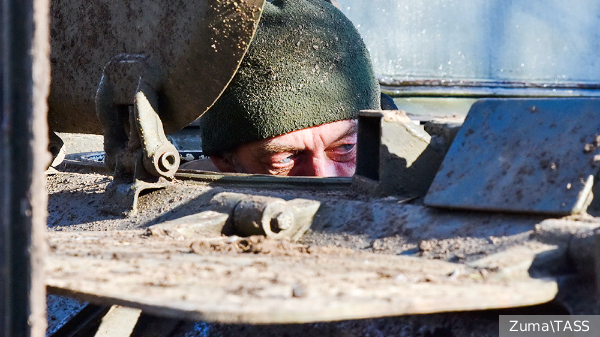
[311,158,337,177]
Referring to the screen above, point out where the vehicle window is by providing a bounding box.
[338,0,600,97]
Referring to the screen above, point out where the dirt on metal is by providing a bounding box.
[48,0,264,134]
[46,169,550,261]
[46,230,558,326]
[46,167,594,336]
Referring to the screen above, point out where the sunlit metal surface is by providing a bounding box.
[425,98,600,215]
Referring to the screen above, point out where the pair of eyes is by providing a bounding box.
[275,143,356,164]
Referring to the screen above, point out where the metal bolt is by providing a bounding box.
[271,211,293,232]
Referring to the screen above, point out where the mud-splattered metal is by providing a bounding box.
[48,0,265,135]
[425,98,600,215]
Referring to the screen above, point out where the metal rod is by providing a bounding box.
[380,85,600,98]
[1,0,50,335]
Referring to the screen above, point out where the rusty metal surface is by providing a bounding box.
[425,98,600,215]
[48,0,265,134]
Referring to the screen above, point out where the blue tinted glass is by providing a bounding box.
[339,0,600,85]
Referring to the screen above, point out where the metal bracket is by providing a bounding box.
[102,179,166,217]
[208,192,321,241]
[96,54,180,182]
[353,109,446,198]
[146,192,320,241]
[96,54,180,215]
[48,131,66,167]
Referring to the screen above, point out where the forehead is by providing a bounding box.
[234,119,357,158]
[261,119,357,151]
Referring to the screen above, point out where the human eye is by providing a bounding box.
[270,152,296,166]
[279,154,293,163]
[262,152,297,175]
[337,144,355,152]
[328,142,356,162]
[264,151,298,173]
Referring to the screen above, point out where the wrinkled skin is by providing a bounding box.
[210,120,357,177]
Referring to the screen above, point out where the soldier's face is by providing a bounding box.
[210,119,357,177]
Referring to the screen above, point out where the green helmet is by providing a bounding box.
[199,0,380,156]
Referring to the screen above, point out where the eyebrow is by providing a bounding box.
[256,122,358,157]
[337,122,358,141]
[261,143,300,154]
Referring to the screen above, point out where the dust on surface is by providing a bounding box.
[47,229,559,330]
[46,168,549,263]
[46,295,86,336]
[190,235,357,257]
[47,230,541,291]
[45,168,578,335]
[46,171,215,231]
